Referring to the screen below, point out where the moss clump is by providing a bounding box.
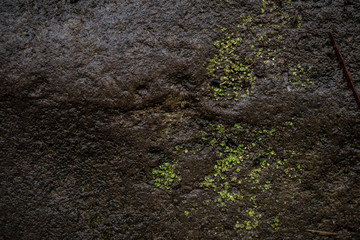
[152,160,181,191]
[196,122,302,237]
[206,0,313,101]
[289,64,313,86]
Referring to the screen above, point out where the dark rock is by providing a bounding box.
[1,0,360,240]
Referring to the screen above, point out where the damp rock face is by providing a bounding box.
[1,0,360,239]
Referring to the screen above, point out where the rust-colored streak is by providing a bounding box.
[329,32,360,109]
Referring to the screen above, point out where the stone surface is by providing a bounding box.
[1,0,359,239]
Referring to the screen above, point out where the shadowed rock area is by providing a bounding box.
[1,0,359,239]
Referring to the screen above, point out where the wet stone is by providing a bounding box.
[1,0,360,239]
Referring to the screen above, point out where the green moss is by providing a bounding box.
[195,122,302,236]
[288,64,314,86]
[206,0,313,102]
[270,214,281,231]
[152,160,181,191]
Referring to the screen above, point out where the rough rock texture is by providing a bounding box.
[1,0,359,239]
